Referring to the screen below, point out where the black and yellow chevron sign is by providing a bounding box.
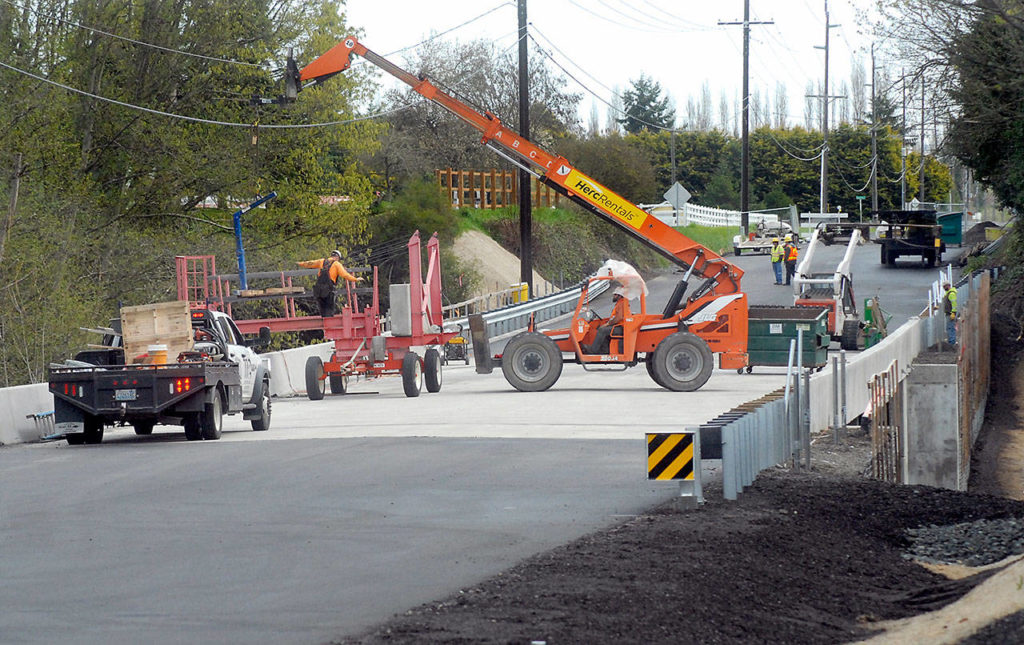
[647,433,695,480]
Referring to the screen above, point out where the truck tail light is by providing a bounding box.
[172,378,191,394]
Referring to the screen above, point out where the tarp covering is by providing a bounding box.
[595,259,648,301]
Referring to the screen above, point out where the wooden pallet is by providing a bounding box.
[236,286,306,297]
[120,301,193,363]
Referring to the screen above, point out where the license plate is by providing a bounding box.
[115,389,137,402]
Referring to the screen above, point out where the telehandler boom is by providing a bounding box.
[293,37,749,391]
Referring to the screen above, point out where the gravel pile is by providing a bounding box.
[905,517,1024,566]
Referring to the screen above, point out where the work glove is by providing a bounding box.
[949,313,955,320]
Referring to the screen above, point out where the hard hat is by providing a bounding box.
[330,249,342,258]
[772,237,779,243]
[612,286,626,298]
[784,234,793,241]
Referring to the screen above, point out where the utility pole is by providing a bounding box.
[517,0,532,297]
[870,44,878,214]
[919,75,926,205]
[900,69,907,209]
[719,1,773,235]
[815,0,841,214]
[0,153,22,267]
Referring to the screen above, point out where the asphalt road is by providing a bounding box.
[0,237,951,645]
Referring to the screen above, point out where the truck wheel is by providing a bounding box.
[184,415,202,441]
[83,415,104,444]
[651,332,714,392]
[200,390,223,440]
[840,320,865,351]
[501,332,562,392]
[328,373,347,395]
[251,380,271,432]
[402,352,423,397]
[305,356,325,401]
[66,433,85,445]
[880,248,888,265]
[733,247,741,256]
[133,420,155,435]
[645,353,667,388]
[424,348,442,393]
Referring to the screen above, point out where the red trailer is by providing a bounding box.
[175,231,459,398]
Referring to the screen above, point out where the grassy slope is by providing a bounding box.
[455,206,739,279]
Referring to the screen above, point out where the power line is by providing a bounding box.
[0,0,267,69]
[527,31,681,133]
[0,58,420,128]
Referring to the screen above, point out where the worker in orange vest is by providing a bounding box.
[297,250,362,317]
[783,234,799,286]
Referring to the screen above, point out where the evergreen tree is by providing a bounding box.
[619,75,675,134]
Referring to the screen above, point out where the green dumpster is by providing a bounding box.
[745,306,829,373]
[937,212,963,246]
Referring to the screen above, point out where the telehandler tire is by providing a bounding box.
[651,332,714,392]
[501,332,562,392]
[645,353,667,388]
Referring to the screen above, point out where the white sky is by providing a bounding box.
[344,0,877,130]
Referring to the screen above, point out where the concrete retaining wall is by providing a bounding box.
[0,383,55,446]
[905,363,961,489]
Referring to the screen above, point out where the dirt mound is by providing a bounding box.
[452,230,553,296]
[337,469,1024,645]
[963,221,1002,247]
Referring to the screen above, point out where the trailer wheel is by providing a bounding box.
[200,389,223,440]
[840,320,865,351]
[501,332,562,392]
[402,352,423,397]
[251,380,271,432]
[133,420,155,435]
[733,247,741,256]
[66,433,85,445]
[305,356,325,401]
[651,332,714,392]
[184,415,202,441]
[328,373,347,395]
[424,348,443,393]
[83,415,104,444]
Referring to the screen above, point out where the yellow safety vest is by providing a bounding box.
[770,244,783,262]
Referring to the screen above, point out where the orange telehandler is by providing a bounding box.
[291,36,748,392]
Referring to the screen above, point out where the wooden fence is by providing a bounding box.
[436,169,561,209]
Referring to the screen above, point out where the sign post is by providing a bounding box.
[663,182,692,226]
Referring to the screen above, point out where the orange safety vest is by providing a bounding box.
[786,244,798,262]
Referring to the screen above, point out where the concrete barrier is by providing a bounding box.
[0,383,55,446]
[264,342,335,398]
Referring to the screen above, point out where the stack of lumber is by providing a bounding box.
[236,286,306,297]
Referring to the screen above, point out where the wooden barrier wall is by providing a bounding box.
[436,169,561,209]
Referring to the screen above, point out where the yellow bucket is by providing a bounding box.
[148,344,168,364]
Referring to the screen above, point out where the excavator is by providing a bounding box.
[290,36,748,392]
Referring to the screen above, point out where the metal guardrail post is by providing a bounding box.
[832,355,840,445]
[795,330,804,467]
[840,349,848,437]
[723,423,737,501]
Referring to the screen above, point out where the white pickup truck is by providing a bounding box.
[49,308,272,444]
